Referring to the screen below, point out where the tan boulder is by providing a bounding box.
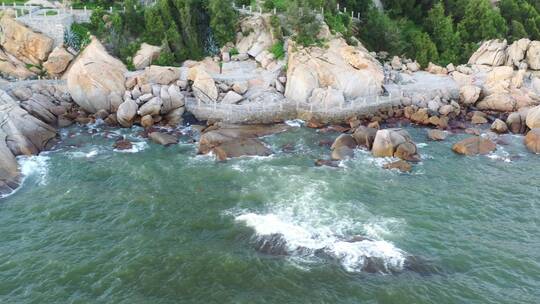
[330,134,357,160]
[66,37,127,113]
[133,43,161,70]
[526,41,540,70]
[138,97,162,116]
[0,14,53,65]
[285,38,383,103]
[526,105,540,129]
[459,85,481,105]
[0,48,34,79]
[506,38,530,67]
[136,65,180,85]
[148,132,178,146]
[491,119,508,133]
[236,14,276,58]
[372,128,417,161]
[452,137,497,155]
[476,93,516,112]
[426,62,447,74]
[483,66,514,96]
[188,65,218,103]
[116,99,138,128]
[507,110,528,134]
[524,129,540,153]
[427,129,447,141]
[213,138,272,161]
[0,90,56,195]
[352,126,377,149]
[468,39,507,66]
[43,46,74,76]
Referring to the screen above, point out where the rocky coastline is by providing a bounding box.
[1,12,540,197]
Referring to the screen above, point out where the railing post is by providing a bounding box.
[84,6,87,14]
[109,6,112,13]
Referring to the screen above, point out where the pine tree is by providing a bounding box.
[425,2,461,65]
[208,0,237,47]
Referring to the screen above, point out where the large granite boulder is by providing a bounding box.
[43,46,74,76]
[188,65,218,103]
[198,124,287,158]
[285,38,383,103]
[0,90,56,195]
[66,37,127,113]
[372,129,419,161]
[468,39,507,66]
[526,105,540,129]
[0,14,53,65]
[133,43,161,70]
[526,41,540,70]
[116,99,138,127]
[136,65,180,85]
[330,134,357,160]
[236,14,276,58]
[0,48,34,79]
[524,129,540,153]
[459,85,481,105]
[506,38,530,68]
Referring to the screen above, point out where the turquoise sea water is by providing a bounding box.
[0,123,539,303]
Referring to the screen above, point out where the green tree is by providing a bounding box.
[509,20,528,42]
[208,0,237,47]
[358,8,403,55]
[425,2,461,65]
[286,0,322,46]
[457,0,507,44]
[401,22,439,67]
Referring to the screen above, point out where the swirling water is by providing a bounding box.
[0,123,539,303]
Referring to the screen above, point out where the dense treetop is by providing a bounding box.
[70,0,540,68]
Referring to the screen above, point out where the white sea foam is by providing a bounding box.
[18,155,50,186]
[285,119,305,127]
[235,212,406,273]
[67,149,100,159]
[417,143,428,148]
[114,141,148,153]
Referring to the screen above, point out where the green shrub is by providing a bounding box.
[269,40,285,60]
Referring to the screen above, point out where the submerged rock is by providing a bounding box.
[427,129,447,141]
[148,132,178,146]
[452,137,497,155]
[213,138,271,161]
[383,160,412,173]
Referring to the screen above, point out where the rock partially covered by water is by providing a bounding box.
[452,137,497,156]
[352,126,377,149]
[427,129,447,141]
[330,134,357,160]
[372,129,419,161]
[0,90,56,195]
[148,132,178,146]
[383,160,412,173]
[198,124,287,160]
[67,37,127,113]
[524,129,540,154]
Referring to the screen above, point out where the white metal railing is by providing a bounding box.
[186,91,403,123]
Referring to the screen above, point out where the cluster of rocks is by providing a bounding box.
[198,123,288,161]
[0,14,74,80]
[319,123,419,173]
[0,82,76,194]
[468,39,540,70]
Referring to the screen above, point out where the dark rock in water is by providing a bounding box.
[113,139,133,150]
[252,234,290,256]
[383,160,412,173]
[281,143,295,153]
[318,139,333,147]
[403,255,441,276]
[148,132,178,146]
[315,159,340,168]
[346,235,373,242]
[213,138,271,161]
